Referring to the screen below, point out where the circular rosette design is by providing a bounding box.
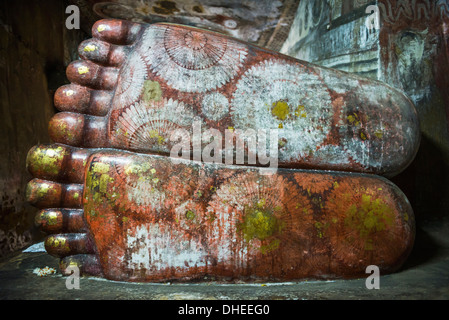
[138,24,248,92]
[206,171,314,266]
[173,199,207,234]
[112,98,197,154]
[231,60,334,162]
[294,171,337,195]
[324,180,413,270]
[114,51,148,110]
[201,92,230,121]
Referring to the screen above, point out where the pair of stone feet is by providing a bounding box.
[26,19,419,282]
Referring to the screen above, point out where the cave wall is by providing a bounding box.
[0,0,86,257]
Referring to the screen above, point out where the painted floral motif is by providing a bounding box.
[205,171,314,267]
[201,92,230,121]
[323,179,410,268]
[231,59,334,162]
[112,98,197,153]
[138,24,248,92]
[294,171,337,194]
[114,51,148,110]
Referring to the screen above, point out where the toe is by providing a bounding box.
[66,60,118,90]
[35,209,86,234]
[92,19,143,45]
[26,144,69,181]
[79,38,128,67]
[48,112,108,148]
[60,254,103,277]
[44,233,95,258]
[54,84,91,113]
[26,179,83,209]
[54,84,113,116]
[27,143,96,183]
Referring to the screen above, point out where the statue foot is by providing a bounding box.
[27,143,415,281]
[50,19,420,177]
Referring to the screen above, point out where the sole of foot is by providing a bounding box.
[27,143,414,282]
[50,18,420,178]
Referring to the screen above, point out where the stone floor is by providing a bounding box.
[1,218,449,301]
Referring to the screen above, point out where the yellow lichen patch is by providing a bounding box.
[271,100,290,121]
[311,196,324,209]
[142,80,162,102]
[185,210,195,220]
[344,194,395,250]
[294,105,307,118]
[97,24,106,32]
[278,139,287,148]
[124,162,152,175]
[36,183,50,199]
[239,204,284,254]
[85,162,117,206]
[42,210,59,226]
[78,66,89,74]
[347,113,360,126]
[148,129,165,145]
[92,162,111,174]
[29,145,65,176]
[295,202,310,215]
[374,130,384,139]
[360,131,367,141]
[99,174,111,193]
[46,236,70,253]
[314,221,330,239]
[83,44,97,52]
